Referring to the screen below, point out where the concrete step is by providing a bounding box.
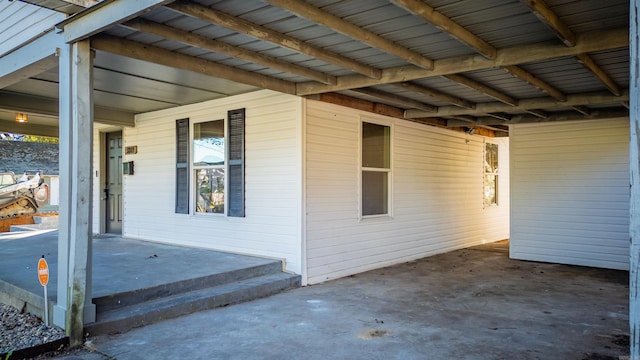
[85,272,301,336]
[93,261,284,312]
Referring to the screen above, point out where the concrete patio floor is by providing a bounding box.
[0,229,294,328]
[53,240,629,360]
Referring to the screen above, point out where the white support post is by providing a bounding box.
[53,39,95,347]
[53,42,72,331]
[630,1,640,358]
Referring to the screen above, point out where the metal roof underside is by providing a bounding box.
[0,0,630,136]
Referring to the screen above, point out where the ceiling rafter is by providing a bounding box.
[351,88,437,112]
[390,0,496,59]
[502,65,566,101]
[520,0,622,97]
[123,18,337,85]
[295,27,627,95]
[267,0,565,119]
[447,108,627,127]
[391,0,567,112]
[165,1,382,79]
[445,115,476,123]
[393,82,474,109]
[483,113,512,122]
[576,53,622,96]
[265,0,433,70]
[91,34,297,95]
[165,0,504,113]
[405,90,628,118]
[444,74,517,106]
[519,0,575,47]
[571,106,591,116]
[525,109,548,119]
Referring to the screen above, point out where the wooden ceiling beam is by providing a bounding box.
[391,0,570,106]
[525,109,548,118]
[520,0,621,96]
[520,0,576,46]
[351,88,437,112]
[444,74,518,106]
[447,117,508,127]
[484,113,512,122]
[576,53,622,96]
[391,0,496,59]
[445,115,476,123]
[503,65,566,101]
[405,90,629,118]
[508,108,628,124]
[123,18,336,85]
[393,82,474,109]
[166,1,381,79]
[266,0,433,70]
[449,108,627,127]
[91,35,296,95]
[295,27,627,95]
[571,106,591,116]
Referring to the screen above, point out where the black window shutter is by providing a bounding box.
[175,118,189,214]
[227,109,245,217]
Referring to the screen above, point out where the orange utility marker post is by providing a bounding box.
[38,256,49,326]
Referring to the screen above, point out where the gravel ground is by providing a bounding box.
[0,303,65,355]
[0,304,112,359]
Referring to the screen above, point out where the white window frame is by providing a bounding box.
[192,118,227,216]
[483,139,499,208]
[359,118,393,219]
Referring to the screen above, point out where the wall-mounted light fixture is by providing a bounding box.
[15,113,28,123]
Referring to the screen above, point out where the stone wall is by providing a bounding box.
[0,141,58,175]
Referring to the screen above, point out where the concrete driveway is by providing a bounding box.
[52,241,629,360]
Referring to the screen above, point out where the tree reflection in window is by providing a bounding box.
[194,120,225,213]
[484,142,498,207]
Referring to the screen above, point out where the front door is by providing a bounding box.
[106,132,123,234]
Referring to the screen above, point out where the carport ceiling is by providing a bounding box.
[4,0,630,135]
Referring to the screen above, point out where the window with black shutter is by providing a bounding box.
[227,108,245,217]
[175,118,189,214]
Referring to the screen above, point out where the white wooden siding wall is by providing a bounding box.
[510,119,629,270]
[0,0,64,56]
[305,100,510,284]
[122,90,303,274]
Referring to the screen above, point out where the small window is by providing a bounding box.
[194,120,225,214]
[484,142,498,207]
[362,122,391,216]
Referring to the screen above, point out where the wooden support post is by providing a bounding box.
[630,1,640,358]
[53,40,95,347]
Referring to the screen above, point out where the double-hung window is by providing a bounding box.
[484,142,498,207]
[361,121,391,216]
[194,120,225,214]
[175,109,245,216]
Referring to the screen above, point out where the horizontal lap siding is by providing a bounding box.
[510,119,629,270]
[122,90,303,274]
[305,100,510,284]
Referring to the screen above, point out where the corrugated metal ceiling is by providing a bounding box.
[0,0,631,134]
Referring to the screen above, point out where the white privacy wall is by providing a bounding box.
[121,90,304,274]
[510,119,629,270]
[304,100,510,284]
